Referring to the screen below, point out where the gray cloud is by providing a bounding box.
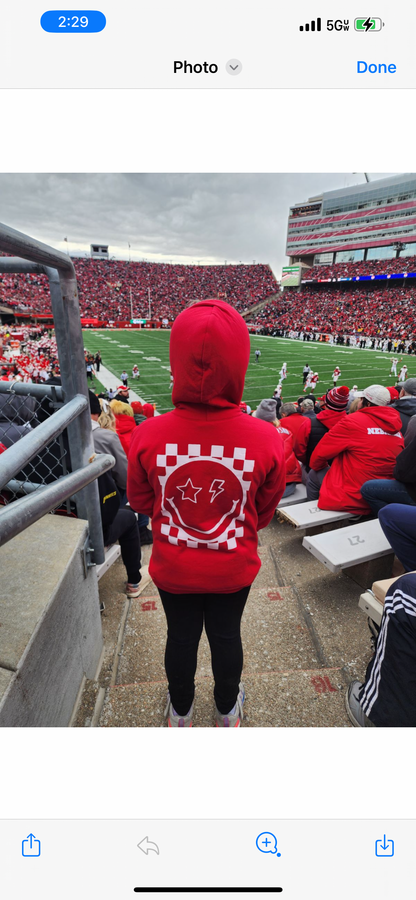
[0,173,395,276]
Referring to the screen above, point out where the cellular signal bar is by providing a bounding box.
[299,17,321,31]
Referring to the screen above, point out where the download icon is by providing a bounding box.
[375,835,394,857]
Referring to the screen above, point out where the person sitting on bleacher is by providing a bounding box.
[390,378,416,435]
[346,572,416,727]
[290,398,317,460]
[306,385,404,512]
[253,399,302,498]
[89,390,142,599]
[278,402,306,444]
[295,385,349,469]
[361,418,416,515]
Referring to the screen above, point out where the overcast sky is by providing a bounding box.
[0,173,396,276]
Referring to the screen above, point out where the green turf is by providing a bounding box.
[87,372,106,394]
[82,329,412,413]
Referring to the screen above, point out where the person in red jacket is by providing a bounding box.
[253,398,301,497]
[110,399,137,457]
[279,402,305,445]
[307,385,404,513]
[127,298,286,728]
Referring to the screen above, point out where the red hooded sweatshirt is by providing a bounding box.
[281,411,306,446]
[110,400,137,456]
[275,424,302,483]
[127,299,286,593]
[309,405,404,513]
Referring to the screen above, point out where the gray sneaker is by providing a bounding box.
[164,693,193,728]
[345,681,375,727]
[215,683,245,728]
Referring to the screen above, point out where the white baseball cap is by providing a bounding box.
[354,384,390,406]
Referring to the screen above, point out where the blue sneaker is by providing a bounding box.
[215,683,245,727]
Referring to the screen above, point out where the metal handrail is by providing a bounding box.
[0,222,106,562]
[0,226,74,273]
[0,453,115,548]
[0,394,87,491]
[0,381,65,402]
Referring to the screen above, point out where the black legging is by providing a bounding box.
[103,508,141,584]
[158,586,250,716]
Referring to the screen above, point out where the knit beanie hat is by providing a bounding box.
[254,399,277,422]
[325,385,349,411]
[386,386,400,401]
[142,403,155,418]
[89,390,101,416]
[130,401,143,414]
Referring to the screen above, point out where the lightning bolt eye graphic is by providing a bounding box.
[209,479,225,502]
[363,16,373,31]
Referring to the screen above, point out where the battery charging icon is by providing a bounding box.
[355,17,384,31]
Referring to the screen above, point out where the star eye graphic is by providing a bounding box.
[176,478,202,503]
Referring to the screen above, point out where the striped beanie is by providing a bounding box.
[325,385,349,411]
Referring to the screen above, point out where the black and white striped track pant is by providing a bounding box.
[360,573,416,727]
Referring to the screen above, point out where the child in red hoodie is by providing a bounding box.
[128,299,286,727]
[110,399,137,456]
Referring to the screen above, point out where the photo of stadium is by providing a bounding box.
[1,172,416,729]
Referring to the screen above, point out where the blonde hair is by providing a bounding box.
[348,398,362,415]
[98,400,117,432]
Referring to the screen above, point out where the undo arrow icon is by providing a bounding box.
[137,836,160,855]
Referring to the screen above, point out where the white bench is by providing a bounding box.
[277,500,352,529]
[359,570,416,625]
[277,484,307,508]
[302,518,392,574]
[358,589,384,626]
[96,544,121,581]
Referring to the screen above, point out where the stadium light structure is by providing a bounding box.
[392,241,407,256]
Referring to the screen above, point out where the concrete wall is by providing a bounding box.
[0,515,103,726]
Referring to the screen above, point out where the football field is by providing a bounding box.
[83,329,411,413]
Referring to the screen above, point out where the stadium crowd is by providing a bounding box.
[302,253,416,282]
[250,283,416,343]
[0,325,59,382]
[0,260,278,322]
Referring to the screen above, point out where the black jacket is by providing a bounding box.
[392,396,416,435]
[394,432,416,501]
[305,418,328,468]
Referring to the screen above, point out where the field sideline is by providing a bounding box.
[83,329,412,413]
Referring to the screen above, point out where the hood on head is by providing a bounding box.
[170,299,250,409]
[317,408,347,426]
[359,405,403,434]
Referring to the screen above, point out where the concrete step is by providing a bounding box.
[98,667,350,727]
[115,583,321,687]
[75,514,374,729]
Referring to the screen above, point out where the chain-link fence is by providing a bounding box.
[0,382,75,513]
